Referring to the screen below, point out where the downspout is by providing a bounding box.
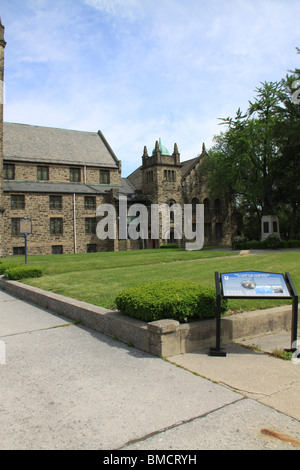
[84,166,87,184]
[73,193,77,254]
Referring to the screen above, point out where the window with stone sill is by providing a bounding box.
[87,243,97,253]
[4,163,15,180]
[163,170,176,181]
[11,195,25,210]
[37,165,49,181]
[84,196,96,210]
[100,169,110,184]
[49,195,62,210]
[50,218,63,235]
[52,245,63,254]
[85,217,97,234]
[13,246,25,256]
[70,167,81,182]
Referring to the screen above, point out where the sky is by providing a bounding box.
[1,0,299,176]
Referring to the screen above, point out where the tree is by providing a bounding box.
[204,81,285,238]
[204,47,300,240]
[272,71,300,239]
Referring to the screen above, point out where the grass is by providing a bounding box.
[2,248,299,313]
[271,348,293,361]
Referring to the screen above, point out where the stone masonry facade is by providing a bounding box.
[0,21,237,257]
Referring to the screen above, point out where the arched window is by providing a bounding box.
[168,199,176,221]
[203,198,210,216]
[215,199,222,216]
[192,198,200,214]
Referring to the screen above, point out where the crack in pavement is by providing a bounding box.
[117,397,245,449]
[0,322,77,338]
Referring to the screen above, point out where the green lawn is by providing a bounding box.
[4,248,299,314]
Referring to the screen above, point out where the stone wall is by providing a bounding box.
[2,192,116,256]
[182,156,237,246]
[4,161,121,185]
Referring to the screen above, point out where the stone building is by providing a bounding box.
[0,20,236,256]
[2,122,126,256]
[127,139,236,248]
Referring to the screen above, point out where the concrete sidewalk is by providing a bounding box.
[0,288,300,451]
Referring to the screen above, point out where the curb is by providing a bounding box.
[0,277,293,357]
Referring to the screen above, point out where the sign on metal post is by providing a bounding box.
[19,217,32,265]
[210,271,298,357]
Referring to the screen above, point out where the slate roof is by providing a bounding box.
[181,156,201,179]
[127,166,143,191]
[120,178,136,195]
[3,122,120,168]
[4,179,133,196]
[3,181,117,194]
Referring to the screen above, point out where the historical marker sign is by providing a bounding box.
[19,217,32,236]
[210,270,298,357]
[221,271,291,299]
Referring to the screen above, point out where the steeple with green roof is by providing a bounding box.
[152,138,169,156]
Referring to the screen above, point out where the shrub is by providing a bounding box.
[4,266,45,280]
[115,280,227,323]
[263,234,283,249]
[0,263,12,275]
[245,240,263,249]
[160,244,179,249]
[232,236,249,250]
[286,240,300,248]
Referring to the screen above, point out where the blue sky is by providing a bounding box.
[1,0,299,176]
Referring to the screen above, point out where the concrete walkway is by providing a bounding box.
[0,288,300,451]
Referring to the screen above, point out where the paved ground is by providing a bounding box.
[0,288,300,451]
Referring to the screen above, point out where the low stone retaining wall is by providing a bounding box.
[0,277,292,357]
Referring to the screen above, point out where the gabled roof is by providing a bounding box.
[127,165,143,190]
[181,156,200,179]
[181,145,207,179]
[3,122,120,168]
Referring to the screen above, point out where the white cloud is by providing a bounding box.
[2,0,300,176]
[83,0,144,20]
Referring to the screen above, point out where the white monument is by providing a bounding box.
[261,214,280,241]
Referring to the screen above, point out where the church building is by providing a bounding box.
[0,20,237,257]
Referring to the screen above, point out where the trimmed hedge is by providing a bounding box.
[232,234,300,250]
[115,280,227,323]
[4,266,45,280]
[160,244,179,249]
[0,263,13,275]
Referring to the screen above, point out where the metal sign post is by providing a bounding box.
[209,272,227,356]
[210,271,298,357]
[284,272,298,352]
[19,217,32,265]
